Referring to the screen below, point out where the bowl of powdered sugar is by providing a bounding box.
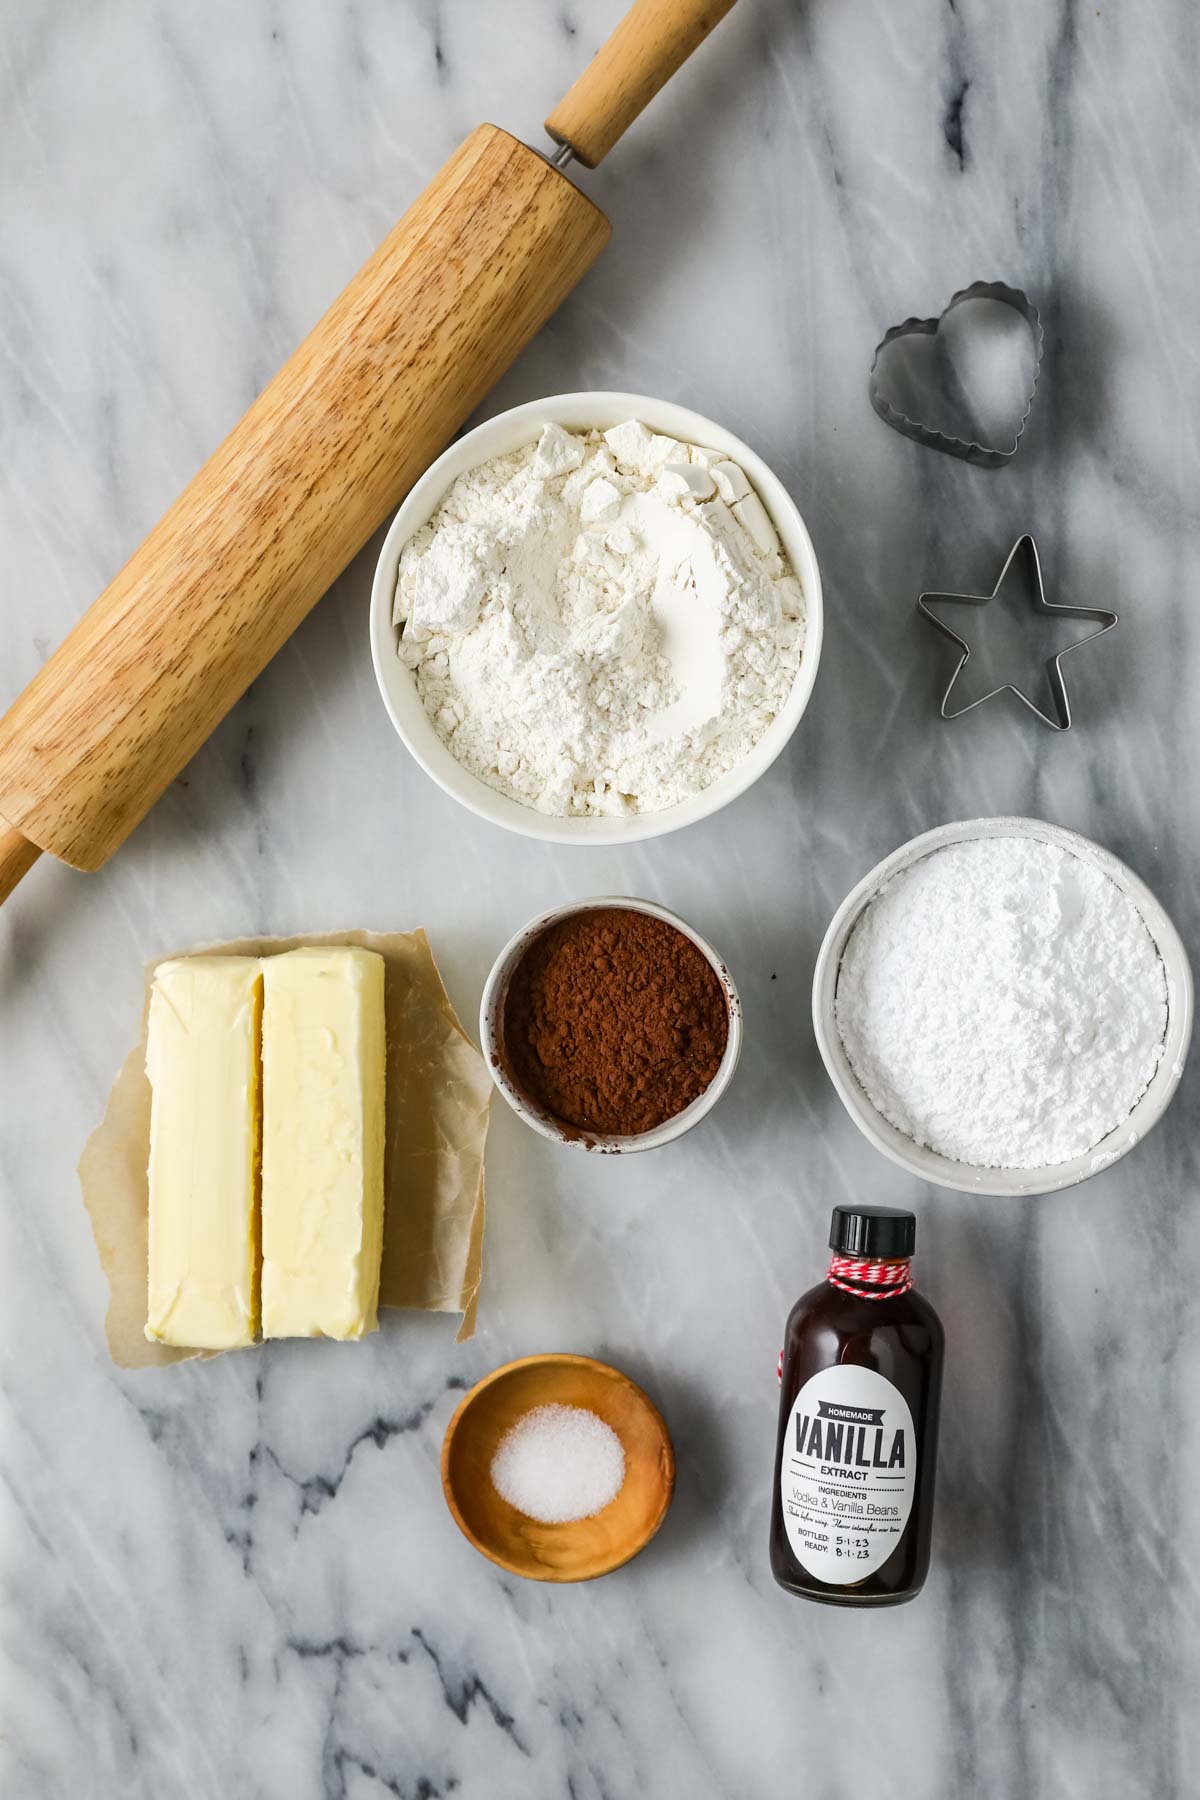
[369,392,822,842]
[812,818,1192,1197]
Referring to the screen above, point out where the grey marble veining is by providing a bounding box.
[2,2,1199,1796]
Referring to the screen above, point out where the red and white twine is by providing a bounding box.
[777,1254,914,1381]
[826,1253,912,1299]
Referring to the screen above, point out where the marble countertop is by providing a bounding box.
[3,2,1199,1796]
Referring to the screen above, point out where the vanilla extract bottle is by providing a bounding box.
[770,1206,944,1607]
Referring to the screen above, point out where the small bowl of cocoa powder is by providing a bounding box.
[480,898,742,1152]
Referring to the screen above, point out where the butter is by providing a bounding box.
[260,947,386,1339]
[145,957,262,1348]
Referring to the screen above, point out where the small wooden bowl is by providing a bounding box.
[441,1353,675,1582]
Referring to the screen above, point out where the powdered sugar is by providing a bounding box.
[834,836,1168,1169]
[393,421,806,816]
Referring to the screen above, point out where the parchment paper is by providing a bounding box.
[78,929,491,1369]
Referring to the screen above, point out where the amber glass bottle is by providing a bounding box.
[770,1206,944,1607]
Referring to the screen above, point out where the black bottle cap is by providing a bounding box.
[829,1205,916,1260]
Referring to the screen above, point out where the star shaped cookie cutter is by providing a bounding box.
[917,534,1118,731]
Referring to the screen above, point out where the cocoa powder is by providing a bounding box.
[500,907,730,1137]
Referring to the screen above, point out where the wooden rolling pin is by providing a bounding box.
[0,0,737,906]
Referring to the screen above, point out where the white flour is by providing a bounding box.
[834,836,1168,1169]
[393,420,806,815]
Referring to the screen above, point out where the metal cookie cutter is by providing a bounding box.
[870,281,1044,468]
[918,534,1118,731]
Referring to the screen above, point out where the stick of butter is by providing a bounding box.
[260,947,386,1339]
[145,957,263,1348]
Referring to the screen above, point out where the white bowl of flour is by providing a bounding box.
[369,393,822,842]
[812,818,1193,1197]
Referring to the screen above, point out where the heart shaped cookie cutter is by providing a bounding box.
[869,280,1044,468]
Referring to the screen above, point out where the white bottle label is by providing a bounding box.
[780,1363,916,1584]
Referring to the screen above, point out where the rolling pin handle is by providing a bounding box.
[0,819,41,905]
[544,0,738,169]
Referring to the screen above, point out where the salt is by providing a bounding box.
[490,1404,626,1524]
[834,836,1168,1170]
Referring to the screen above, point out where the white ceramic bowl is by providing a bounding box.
[812,817,1193,1197]
[480,897,743,1153]
[369,392,823,844]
